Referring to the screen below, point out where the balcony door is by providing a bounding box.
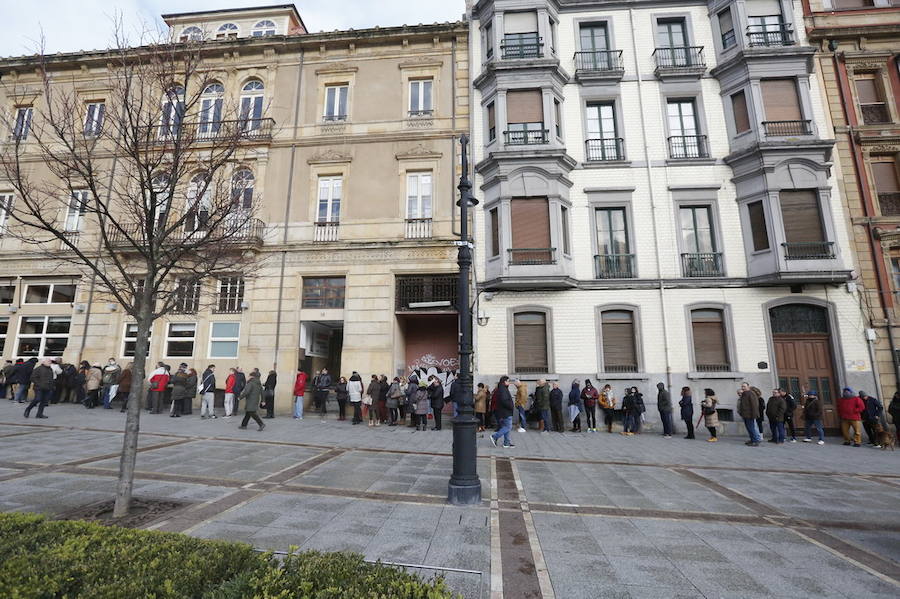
[680,206,720,276]
[579,23,610,69]
[656,18,689,66]
[595,207,631,278]
[667,100,702,158]
[510,198,552,265]
[506,90,544,144]
[779,190,828,259]
[586,103,619,160]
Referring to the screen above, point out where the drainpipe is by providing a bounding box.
[629,8,673,391]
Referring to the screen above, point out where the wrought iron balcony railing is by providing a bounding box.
[782,241,835,260]
[585,138,624,161]
[405,218,433,239]
[603,364,639,373]
[313,221,340,242]
[878,192,900,216]
[508,247,556,266]
[501,34,543,59]
[395,274,457,312]
[106,218,265,247]
[681,252,723,277]
[746,25,794,47]
[573,50,624,73]
[594,254,635,279]
[861,103,890,125]
[696,363,732,373]
[668,135,709,159]
[408,109,434,118]
[763,120,812,136]
[653,46,705,70]
[504,129,549,145]
[721,30,737,49]
[148,118,274,143]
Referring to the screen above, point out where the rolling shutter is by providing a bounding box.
[510,198,551,263]
[780,190,824,243]
[748,201,770,251]
[732,91,751,133]
[761,79,801,121]
[514,312,548,372]
[601,311,637,370]
[872,161,899,193]
[746,0,783,16]
[504,11,538,34]
[507,90,543,124]
[691,310,730,370]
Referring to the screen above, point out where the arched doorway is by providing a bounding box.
[769,303,838,429]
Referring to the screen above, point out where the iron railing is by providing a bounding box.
[514,365,549,375]
[653,46,705,69]
[681,252,723,277]
[746,25,794,47]
[573,50,624,72]
[501,34,543,59]
[603,364,639,373]
[668,135,709,159]
[696,363,732,373]
[878,192,900,216]
[504,129,549,145]
[408,109,434,118]
[721,29,737,49]
[763,120,812,136]
[594,254,635,279]
[313,221,340,242]
[585,138,625,161]
[395,274,457,312]
[405,218,433,239]
[148,118,274,143]
[106,218,265,247]
[322,114,348,122]
[861,103,890,125]
[508,247,556,266]
[782,241,835,260]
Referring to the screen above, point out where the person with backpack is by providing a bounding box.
[622,387,638,436]
[24,358,54,419]
[859,390,883,446]
[386,377,402,426]
[316,368,332,420]
[802,390,825,445]
[568,379,582,432]
[679,387,695,439]
[657,382,674,438]
[199,365,217,419]
[633,387,646,433]
[549,382,564,433]
[101,358,122,410]
[737,383,761,446]
[147,362,169,414]
[782,387,797,442]
[170,364,194,418]
[348,372,364,424]
[581,380,599,432]
[534,379,551,433]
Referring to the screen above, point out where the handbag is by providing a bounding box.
[362,394,373,406]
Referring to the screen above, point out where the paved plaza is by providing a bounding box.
[0,401,898,598]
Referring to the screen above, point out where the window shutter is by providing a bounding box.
[780,191,824,242]
[746,0,783,16]
[511,198,551,263]
[487,103,496,130]
[504,11,538,34]
[514,312,548,372]
[873,161,900,193]
[855,78,880,104]
[761,79,801,121]
[748,201,770,251]
[507,90,543,123]
[601,311,636,370]
[834,0,873,9]
[490,208,500,257]
[718,10,734,33]
[691,311,729,370]
[732,91,751,133]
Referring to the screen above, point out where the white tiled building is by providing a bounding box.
[468,0,872,431]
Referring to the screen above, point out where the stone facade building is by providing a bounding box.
[0,5,469,412]
[804,0,900,400]
[467,0,872,430]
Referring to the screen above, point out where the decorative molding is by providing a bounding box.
[306,148,352,165]
[395,143,442,161]
[405,117,434,130]
[314,62,359,75]
[398,57,443,70]
[668,183,722,191]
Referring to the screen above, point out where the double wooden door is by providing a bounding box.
[774,335,838,429]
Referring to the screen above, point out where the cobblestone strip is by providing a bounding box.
[789,527,900,587]
[488,456,503,599]
[494,457,543,599]
[259,447,346,483]
[509,458,555,599]
[62,438,196,467]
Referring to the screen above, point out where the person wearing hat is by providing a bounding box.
[238,369,265,431]
[414,379,430,431]
[837,387,865,447]
[802,390,824,445]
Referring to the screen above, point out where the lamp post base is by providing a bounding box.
[448,415,482,505]
[447,480,482,505]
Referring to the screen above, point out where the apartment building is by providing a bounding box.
[804,0,900,400]
[467,0,871,430]
[0,5,469,412]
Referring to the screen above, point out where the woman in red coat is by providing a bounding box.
[293,370,308,419]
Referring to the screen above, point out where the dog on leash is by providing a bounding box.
[874,422,896,451]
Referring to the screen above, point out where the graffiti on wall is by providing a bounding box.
[408,354,458,399]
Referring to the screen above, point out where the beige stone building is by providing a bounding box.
[0,5,469,412]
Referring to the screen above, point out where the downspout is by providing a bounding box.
[629,8,672,391]
[833,50,900,389]
[272,47,305,371]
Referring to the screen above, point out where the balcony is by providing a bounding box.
[746,25,794,47]
[782,242,835,260]
[763,120,812,136]
[313,221,340,243]
[695,363,732,373]
[405,218,433,239]
[861,103,891,125]
[504,129,549,146]
[395,274,457,312]
[879,192,900,216]
[500,34,543,59]
[594,254,635,279]
[603,363,639,374]
[573,50,624,81]
[681,252,724,277]
[668,135,709,160]
[508,247,556,266]
[146,118,274,144]
[106,218,265,248]
[585,138,625,162]
[322,114,348,122]
[653,47,706,78]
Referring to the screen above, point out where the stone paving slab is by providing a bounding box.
[828,528,900,565]
[0,428,178,465]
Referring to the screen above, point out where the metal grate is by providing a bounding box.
[594,254,634,279]
[508,248,556,266]
[681,253,723,277]
[574,50,623,72]
[395,274,457,311]
[585,138,624,161]
[782,241,834,260]
[653,46,705,69]
[746,25,793,47]
[668,135,709,159]
[763,120,812,136]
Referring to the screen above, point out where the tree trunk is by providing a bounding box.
[112,307,152,518]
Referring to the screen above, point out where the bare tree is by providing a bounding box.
[0,30,269,516]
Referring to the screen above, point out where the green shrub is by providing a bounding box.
[0,513,457,599]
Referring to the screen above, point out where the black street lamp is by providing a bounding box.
[448,134,482,505]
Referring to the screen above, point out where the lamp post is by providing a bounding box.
[448,134,482,505]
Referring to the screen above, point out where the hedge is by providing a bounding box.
[0,513,457,599]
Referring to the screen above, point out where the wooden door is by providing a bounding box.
[774,335,838,428]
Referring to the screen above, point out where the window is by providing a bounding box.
[0,285,14,304]
[84,102,105,136]
[64,190,89,232]
[185,174,211,233]
[324,85,349,121]
[560,205,570,255]
[0,192,12,233]
[892,258,900,296]
[718,9,735,49]
[747,13,786,46]
[586,103,621,160]
[217,23,239,38]
[16,316,70,357]
[151,172,171,227]
[24,283,76,304]
[12,107,33,141]
[489,207,500,257]
[595,207,632,278]
[580,23,609,52]
[317,177,342,223]
[166,322,196,358]
[406,173,433,220]
[487,102,496,142]
[780,190,825,246]
[690,309,730,372]
[833,0,874,9]
[873,158,900,215]
[231,169,255,211]
[506,90,544,144]
[209,322,240,358]
[252,20,277,37]
[761,79,805,134]
[122,323,151,358]
[160,86,185,138]
[174,279,201,314]
[680,206,716,254]
[656,18,691,67]
[198,83,224,136]
[513,311,549,373]
[503,11,540,58]
[240,80,265,131]
[600,310,637,372]
[409,79,433,115]
[484,21,493,59]
[554,99,562,138]
[0,317,7,355]
[731,91,751,134]
[302,277,346,309]
[855,74,889,124]
[180,26,203,42]
[667,99,704,158]
[747,201,770,251]
[510,198,552,265]
[216,276,245,313]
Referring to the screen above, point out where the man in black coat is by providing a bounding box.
[13,358,38,403]
[316,368,332,418]
[428,377,444,430]
[656,382,674,438]
[489,376,515,447]
[233,368,247,414]
[24,359,54,418]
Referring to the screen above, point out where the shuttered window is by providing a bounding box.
[691,309,730,372]
[489,207,500,257]
[833,0,874,9]
[487,102,496,141]
[855,77,880,104]
[513,312,548,373]
[507,90,543,124]
[601,310,637,372]
[746,0,783,16]
[504,11,538,34]
[718,9,735,48]
[874,159,900,216]
[761,79,802,121]
[732,91,751,134]
[748,201,770,251]
[780,190,824,243]
[510,198,552,264]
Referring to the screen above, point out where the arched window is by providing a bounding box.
[512,311,549,374]
[600,310,637,372]
[159,86,185,138]
[198,83,224,136]
[217,23,239,38]
[240,80,265,131]
[252,20,276,37]
[690,308,731,372]
[186,173,211,232]
[180,26,203,42]
[151,173,171,227]
[231,169,255,210]
[770,304,828,335]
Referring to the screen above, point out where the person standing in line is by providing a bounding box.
[377,374,389,425]
[428,376,445,431]
[348,372,364,424]
[335,376,349,421]
[263,369,277,419]
[238,369,265,431]
[657,382,674,438]
[100,358,122,410]
[224,368,238,418]
[475,382,488,432]
[568,379,582,432]
[766,389,786,444]
[753,387,766,438]
[633,387,646,433]
[117,362,133,412]
[49,359,63,404]
[84,362,103,409]
[737,382,761,446]
[366,374,380,427]
[68,362,86,406]
[859,390,883,447]
[387,377,402,426]
[621,387,637,436]
[490,376,515,448]
[701,389,719,442]
[414,380,430,431]
[549,382,564,433]
[802,390,825,445]
[405,374,419,427]
[175,366,198,418]
[292,368,307,420]
[170,364,190,417]
[147,362,168,414]
[837,387,865,447]
[888,391,900,440]
[13,358,38,404]
[233,367,247,416]
[316,368,332,421]
[199,365,217,419]
[514,379,529,432]
[533,378,551,434]
[599,384,616,433]
[581,379,599,432]
[782,387,798,442]
[0,360,13,400]
[679,387,695,439]
[24,358,54,419]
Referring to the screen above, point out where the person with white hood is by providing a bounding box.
[101,358,122,410]
[147,362,169,414]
